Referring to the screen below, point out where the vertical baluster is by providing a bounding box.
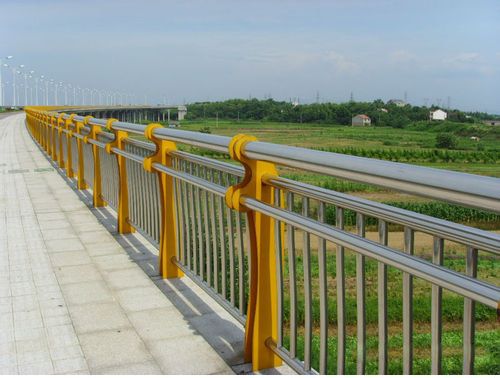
[227,207,235,306]
[195,165,204,279]
[236,210,245,314]
[209,168,218,292]
[403,226,414,374]
[336,207,346,374]
[175,158,186,265]
[356,212,366,375]
[302,197,312,371]
[431,237,444,374]
[274,189,284,348]
[287,192,297,359]
[189,162,197,273]
[217,171,227,298]
[463,247,478,374]
[173,159,183,261]
[318,201,328,374]
[202,167,211,285]
[182,161,191,269]
[378,219,388,374]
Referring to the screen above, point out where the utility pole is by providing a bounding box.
[350,91,354,102]
[316,90,320,103]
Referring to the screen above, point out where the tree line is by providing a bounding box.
[185,98,495,127]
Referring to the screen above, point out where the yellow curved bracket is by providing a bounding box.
[225,134,281,371]
[82,116,93,143]
[104,118,119,154]
[225,134,277,212]
[143,123,182,279]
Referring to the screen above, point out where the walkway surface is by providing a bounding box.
[0,113,293,375]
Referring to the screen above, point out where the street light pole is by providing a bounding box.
[0,55,13,107]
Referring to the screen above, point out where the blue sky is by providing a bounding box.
[1,0,499,112]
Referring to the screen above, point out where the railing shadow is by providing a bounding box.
[37,146,248,372]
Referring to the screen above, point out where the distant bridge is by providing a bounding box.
[58,105,188,123]
[0,106,498,374]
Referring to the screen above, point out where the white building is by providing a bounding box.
[352,114,371,126]
[429,109,447,121]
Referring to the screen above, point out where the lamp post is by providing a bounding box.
[0,55,13,107]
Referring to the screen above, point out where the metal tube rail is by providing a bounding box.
[58,111,500,213]
[265,176,500,254]
[151,162,226,197]
[243,141,500,213]
[240,196,500,308]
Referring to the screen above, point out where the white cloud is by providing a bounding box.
[390,50,417,62]
[324,51,359,73]
[444,52,480,65]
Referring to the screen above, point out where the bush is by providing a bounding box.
[436,133,457,149]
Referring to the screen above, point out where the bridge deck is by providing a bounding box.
[0,114,292,375]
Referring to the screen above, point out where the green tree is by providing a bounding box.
[436,133,458,149]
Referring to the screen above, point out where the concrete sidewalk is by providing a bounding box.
[0,113,293,374]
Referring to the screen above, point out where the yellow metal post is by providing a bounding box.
[57,114,65,168]
[53,114,64,161]
[87,119,107,208]
[225,134,282,371]
[143,123,183,279]
[104,118,134,234]
[65,115,76,178]
[75,118,88,190]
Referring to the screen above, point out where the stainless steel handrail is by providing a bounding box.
[241,196,500,307]
[266,176,500,254]
[243,141,500,213]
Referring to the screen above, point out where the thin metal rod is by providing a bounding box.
[217,171,227,298]
[302,197,312,371]
[356,212,366,375]
[431,236,444,375]
[287,192,297,359]
[274,189,284,348]
[336,206,346,375]
[209,169,218,292]
[403,227,414,375]
[378,219,388,375]
[318,201,328,375]
[463,247,478,374]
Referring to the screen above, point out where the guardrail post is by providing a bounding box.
[87,119,107,208]
[57,114,66,168]
[225,134,282,371]
[75,118,88,190]
[143,123,183,278]
[53,114,64,161]
[65,115,76,179]
[46,114,53,155]
[104,119,134,234]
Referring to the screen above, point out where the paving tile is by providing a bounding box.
[68,302,130,334]
[127,307,194,341]
[116,286,173,313]
[17,360,54,374]
[93,360,162,374]
[49,344,84,361]
[53,356,88,374]
[148,335,230,375]
[61,281,113,306]
[54,263,102,284]
[103,267,157,290]
[44,237,85,253]
[50,250,91,267]
[79,329,152,370]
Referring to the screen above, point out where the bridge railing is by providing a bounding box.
[24,107,499,375]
